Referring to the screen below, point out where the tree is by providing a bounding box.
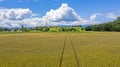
[117,16,120,20]
[85,18,120,32]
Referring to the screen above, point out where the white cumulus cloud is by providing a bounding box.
[42,3,87,25]
[0,3,97,28]
[90,13,101,23]
[90,15,97,22]
[0,8,33,20]
[0,8,39,28]
[43,3,81,22]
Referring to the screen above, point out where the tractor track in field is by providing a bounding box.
[59,35,67,67]
[59,35,80,67]
[69,35,80,67]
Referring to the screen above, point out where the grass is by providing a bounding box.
[71,32,120,67]
[0,32,120,67]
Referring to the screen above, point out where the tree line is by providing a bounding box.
[0,25,85,32]
[85,17,120,32]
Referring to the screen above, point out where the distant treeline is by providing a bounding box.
[85,17,120,32]
[0,25,85,32]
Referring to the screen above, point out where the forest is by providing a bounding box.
[85,17,120,32]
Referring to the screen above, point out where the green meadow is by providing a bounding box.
[0,32,120,67]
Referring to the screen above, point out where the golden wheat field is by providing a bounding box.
[0,32,120,67]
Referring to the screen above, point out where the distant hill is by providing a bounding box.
[85,17,120,32]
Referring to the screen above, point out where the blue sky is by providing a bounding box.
[0,0,120,27]
[0,0,120,17]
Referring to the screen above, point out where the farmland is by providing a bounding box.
[0,32,120,67]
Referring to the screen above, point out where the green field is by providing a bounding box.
[0,32,120,67]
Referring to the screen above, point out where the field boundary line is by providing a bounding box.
[59,35,67,67]
[69,35,80,67]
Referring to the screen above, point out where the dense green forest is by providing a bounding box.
[85,17,120,32]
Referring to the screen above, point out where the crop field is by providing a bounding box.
[0,32,120,67]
